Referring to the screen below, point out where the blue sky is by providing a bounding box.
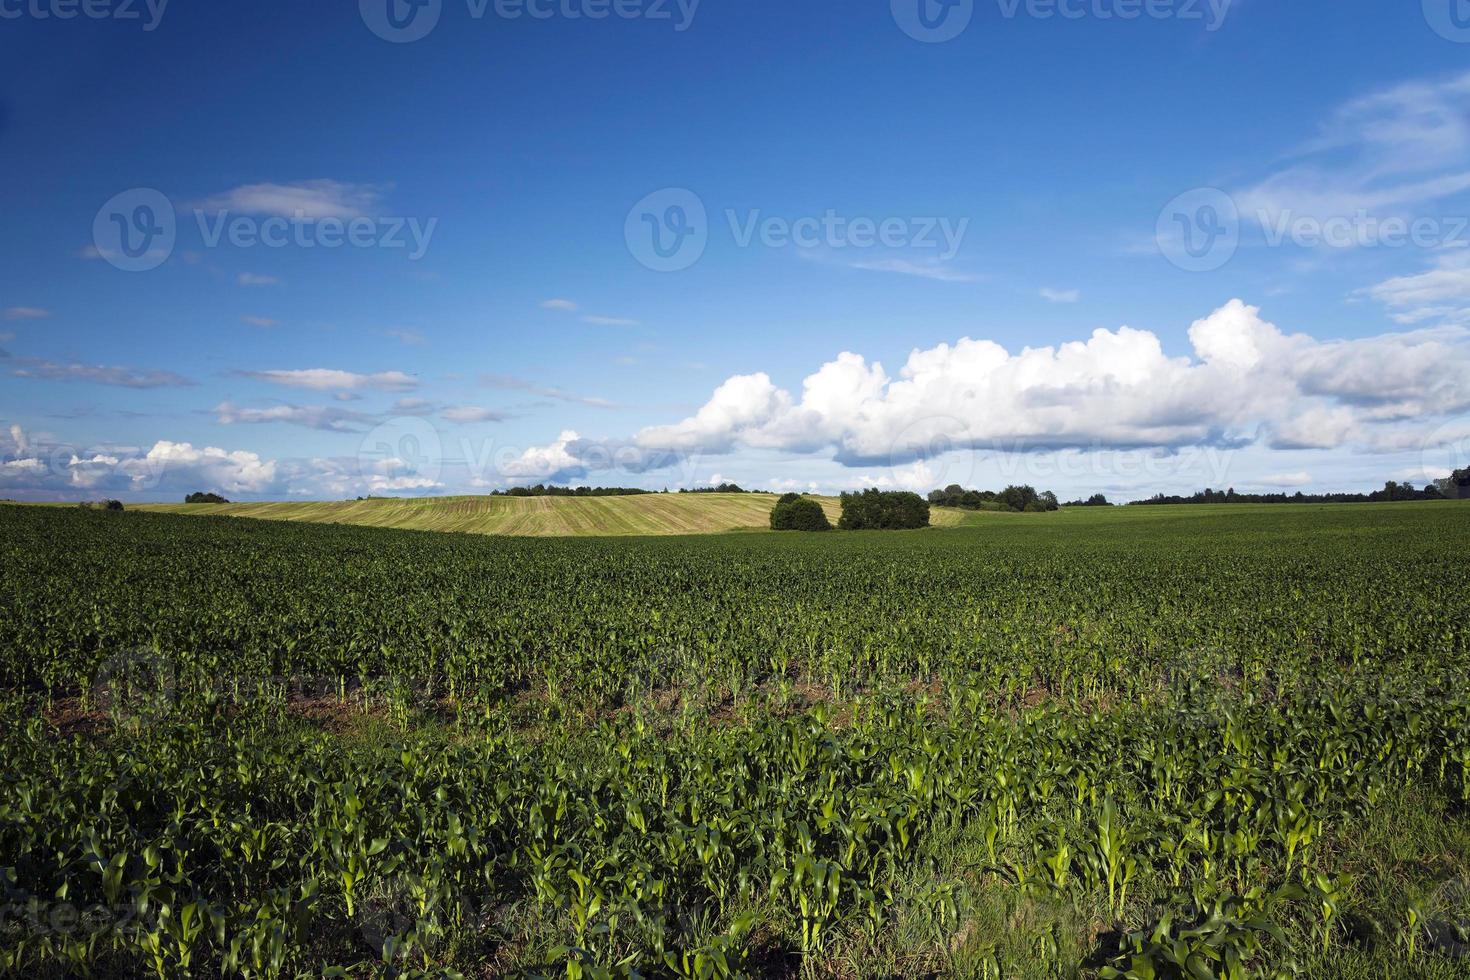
[3,0,1470,501]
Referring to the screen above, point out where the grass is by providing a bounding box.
[133,492,972,537]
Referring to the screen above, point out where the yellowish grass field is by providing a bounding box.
[135,493,971,538]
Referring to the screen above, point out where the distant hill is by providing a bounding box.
[135,492,968,538]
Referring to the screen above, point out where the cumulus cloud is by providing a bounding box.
[498,430,586,482]
[0,425,450,500]
[10,359,194,388]
[242,368,419,392]
[0,427,279,498]
[197,180,383,220]
[503,300,1470,481]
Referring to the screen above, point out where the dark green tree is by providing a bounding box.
[770,496,832,531]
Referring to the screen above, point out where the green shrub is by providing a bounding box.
[838,489,930,530]
[770,496,832,531]
[185,492,230,504]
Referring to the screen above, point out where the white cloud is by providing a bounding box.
[849,257,979,282]
[3,307,51,320]
[242,368,418,392]
[1364,250,1470,311]
[10,359,194,388]
[390,398,436,416]
[0,435,279,497]
[237,273,281,286]
[540,299,638,327]
[126,441,278,493]
[241,316,280,328]
[214,402,373,432]
[198,180,382,220]
[1040,288,1080,304]
[1237,71,1470,224]
[1258,471,1313,487]
[381,328,425,345]
[480,373,615,409]
[442,405,509,423]
[570,300,1470,472]
[499,430,585,483]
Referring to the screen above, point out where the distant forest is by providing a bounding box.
[1132,468,1470,506]
[489,485,653,497]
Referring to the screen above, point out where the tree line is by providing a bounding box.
[1132,469,1470,506]
[927,484,1061,513]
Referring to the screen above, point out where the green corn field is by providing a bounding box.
[2,501,1469,977]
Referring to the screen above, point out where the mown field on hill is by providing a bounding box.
[132,492,968,537]
[2,502,1468,978]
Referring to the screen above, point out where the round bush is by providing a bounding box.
[770,496,832,531]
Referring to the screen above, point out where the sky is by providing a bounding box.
[3,0,1470,502]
